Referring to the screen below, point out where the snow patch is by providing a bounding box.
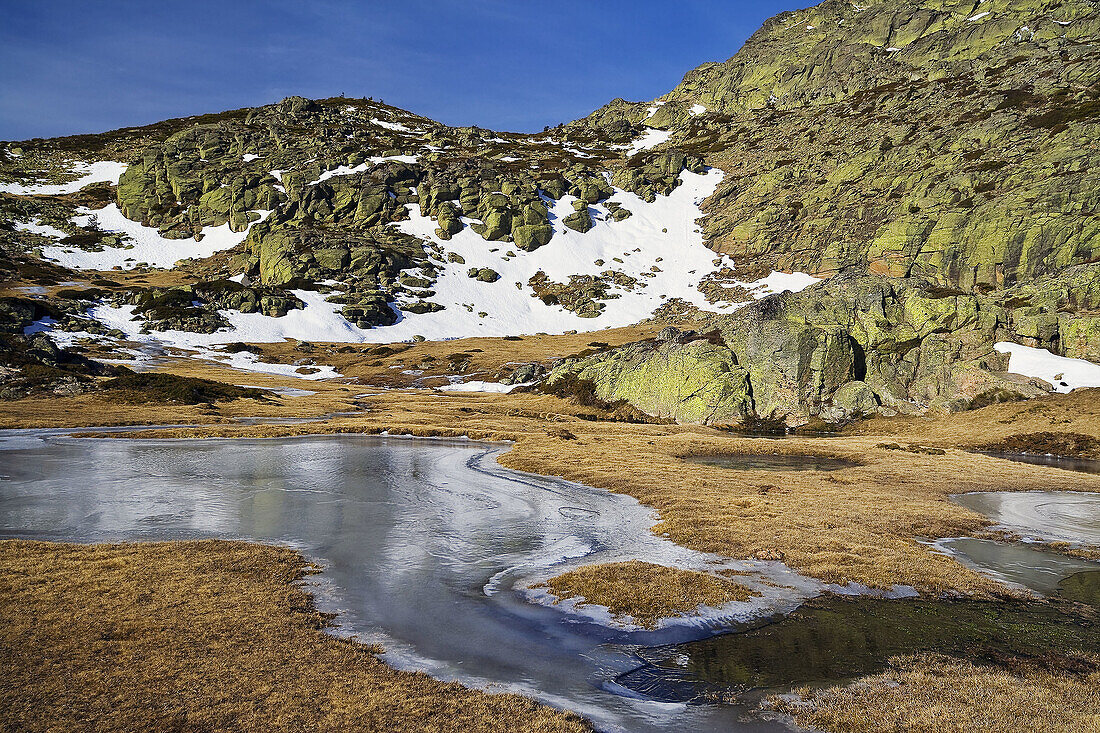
[217,350,340,380]
[0,161,127,195]
[689,104,706,116]
[628,128,672,154]
[309,156,419,184]
[437,381,531,393]
[968,11,990,20]
[994,342,1100,393]
[14,218,68,239]
[41,205,270,270]
[370,117,412,132]
[749,271,821,296]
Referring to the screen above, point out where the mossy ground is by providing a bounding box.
[102,370,270,404]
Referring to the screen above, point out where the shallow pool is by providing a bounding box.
[0,430,818,733]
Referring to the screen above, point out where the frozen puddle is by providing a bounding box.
[953,490,1100,546]
[934,491,1100,595]
[933,537,1098,594]
[0,432,827,733]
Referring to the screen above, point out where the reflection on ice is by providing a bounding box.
[936,490,1100,595]
[0,431,811,733]
[953,490,1100,545]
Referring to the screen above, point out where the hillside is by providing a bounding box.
[2,0,1100,424]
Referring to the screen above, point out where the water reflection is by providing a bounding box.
[0,432,799,733]
[681,454,856,472]
[618,596,1099,702]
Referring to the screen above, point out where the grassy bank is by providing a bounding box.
[771,652,1100,733]
[0,540,590,733]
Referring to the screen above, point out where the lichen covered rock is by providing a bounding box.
[548,333,752,424]
[549,273,1079,426]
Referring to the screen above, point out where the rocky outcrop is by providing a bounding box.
[117,280,305,334]
[612,150,706,202]
[549,331,752,423]
[0,331,118,400]
[548,273,1086,426]
[528,270,639,318]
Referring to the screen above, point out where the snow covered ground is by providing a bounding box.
[309,156,419,184]
[89,289,363,350]
[627,128,673,154]
[35,167,820,377]
[0,161,127,195]
[39,205,271,270]
[437,381,530,393]
[995,342,1100,393]
[14,218,69,239]
[369,168,818,342]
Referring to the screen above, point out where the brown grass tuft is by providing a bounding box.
[535,560,757,628]
[979,431,1100,460]
[769,652,1100,733]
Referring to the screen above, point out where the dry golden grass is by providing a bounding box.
[769,652,1100,733]
[0,361,364,428]
[0,540,591,733]
[851,387,1100,449]
[0,267,196,299]
[536,560,757,628]
[235,322,667,388]
[2,334,1100,732]
[0,325,667,428]
[501,431,1100,593]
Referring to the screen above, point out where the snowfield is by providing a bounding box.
[38,167,820,378]
[40,205,272,270]
[0,161,127,195]
[994,342,1100,393]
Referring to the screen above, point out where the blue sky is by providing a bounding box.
[1,1,796,141]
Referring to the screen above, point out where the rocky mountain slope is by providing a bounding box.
[2,0,1099,424]
[575,0,1100,289]
[556,0,1100,424]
